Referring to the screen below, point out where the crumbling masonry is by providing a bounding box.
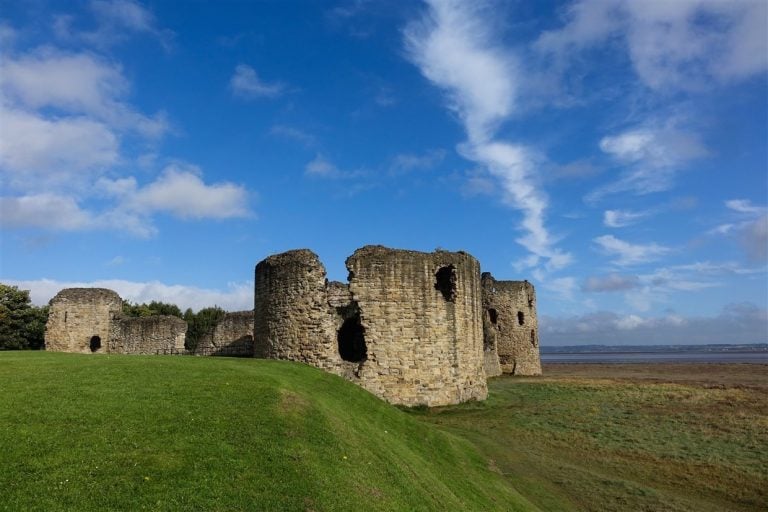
[254,246,540,406]
[44,245,540,406]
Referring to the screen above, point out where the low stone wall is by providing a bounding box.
[110,315,187,355]
[481,273,541,375]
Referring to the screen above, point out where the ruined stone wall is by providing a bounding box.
[45,288,122,353]
[481,273,541,375]
[346,246,487,406]
[195,311,254,356]
[254,246,488,407]
[109,315,187,355]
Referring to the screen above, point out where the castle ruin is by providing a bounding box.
[44,245,540,406]
[45,288,187,355]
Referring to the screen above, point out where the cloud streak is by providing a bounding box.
[405,0,569,271]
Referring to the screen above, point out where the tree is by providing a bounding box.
[122,300,183,318]
[185,306,226,352]
[0,284,48,350]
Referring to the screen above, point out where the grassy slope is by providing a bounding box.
[0,352,534,512]
[415,374,768,512]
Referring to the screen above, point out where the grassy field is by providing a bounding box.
[415,363,768,511]
[1,353,766,511]
[0,352,531,511]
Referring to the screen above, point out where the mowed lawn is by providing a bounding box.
[416,363,768,512]
[0,352,532,512]
[1,353,766,511]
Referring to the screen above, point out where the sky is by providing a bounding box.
[1,0,766,345]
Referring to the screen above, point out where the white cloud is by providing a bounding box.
[0,194,94,230]
[603,209,649,228]
[590,126,708,200]
[593,234,670,266]
[0,49,168,138]
[230,64,285,98]
[4,278,253,312]
[305,154,340,178]
[122,164,251,220]
[405,1,570,271]
[405,1,515,144]
[0,106,118,188]
[725,199,768,216]
[536,0,768,91]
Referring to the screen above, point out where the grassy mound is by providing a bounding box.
[0,352,534,511]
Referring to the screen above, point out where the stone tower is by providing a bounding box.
[254,246,488,406]
[45,288,122,353]
[481,273,541,375]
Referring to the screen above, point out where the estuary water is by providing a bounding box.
[541,351,768,364]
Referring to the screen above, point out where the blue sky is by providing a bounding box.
[1,0,766,345]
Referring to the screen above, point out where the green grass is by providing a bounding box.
[0,352,533,511]
[413,375,768,512]
[2,354,766,511]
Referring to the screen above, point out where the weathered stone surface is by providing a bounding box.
[110,315,187,354]
[45,288,122,353]
[254,245,488,407]
[481,273,541,376]
[45,288,186,355]
[195,311,254,356]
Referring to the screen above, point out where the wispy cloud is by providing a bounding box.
[535,0,767,91]
[587,125,708,201]
[405,1,570,272]
[53,0,174,50]
[710,199,768,263]
[230,64,285,98]
[270,124,317,147]
[603,209,650,228]
[389,149,445,174]
[593,234,670,266]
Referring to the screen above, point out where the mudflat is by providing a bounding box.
[541,362,768,390]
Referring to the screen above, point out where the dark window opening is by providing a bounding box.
[64,311,68,323]
[338,314,367,363]
[530,330,537,347]
[517,311,525,325]
[435,265,457,302]
[488,308,498,324]
[89,336,102,352]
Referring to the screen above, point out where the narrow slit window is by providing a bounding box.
[517,311,525,325]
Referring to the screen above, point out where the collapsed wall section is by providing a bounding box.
[110,315,187,355]
[481,273,541,375]
[346,246,487,406]
[45,288,122,353]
